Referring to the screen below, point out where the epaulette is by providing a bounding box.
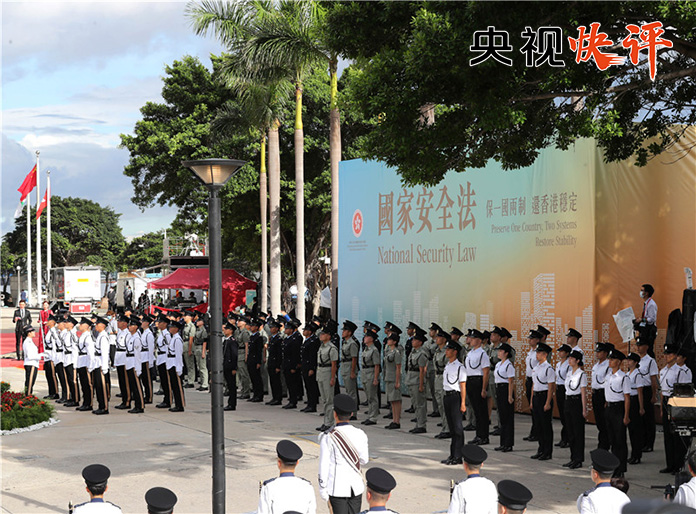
[263,477,276,486]
[454,478,466,486]
[106,502,120,509]
[73,502,87,509]
[299,476,311,484]
[582,488,593,497]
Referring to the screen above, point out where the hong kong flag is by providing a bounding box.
[17,165,37,201]
[36,188,48,220]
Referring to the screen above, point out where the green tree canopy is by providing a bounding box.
[120,231,166,271]
[325,1,696,184]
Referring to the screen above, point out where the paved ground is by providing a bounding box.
[1,307,669,513]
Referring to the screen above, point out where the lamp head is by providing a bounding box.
[181,159,246,189]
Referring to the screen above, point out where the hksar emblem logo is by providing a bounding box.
[352,209,363,238]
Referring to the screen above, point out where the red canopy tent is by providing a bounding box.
[147,268,257,314]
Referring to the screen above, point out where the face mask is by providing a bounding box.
[640,291,646,298]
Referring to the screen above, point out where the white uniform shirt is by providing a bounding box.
[674,476,696,508]
[443,359,467,392]
[638,354,658,388]
[63,328,78,367]
[627,368,642,396]
[257,472,316,514]
[525,348,538,376]
[660,364,679,397]
[643,297,657,325]
[591,360,609,390]
[72,498,122,513]
[167,332,184,375]
[43,326,55,362]
[156,331,170,367]
[141,328,155,367]
[565,368,587,396]
[572,344,583,355]
[76,331,94,369]
[532,361,555,391]
[125,332,141,372]
[90,331,111,374]
[23,338,42,368]
[604,370,630,402]
[677,364,693,385]
[54,328,65,365]
[576,482,629,514]
[464,347,490,377]
[447,474,497,514]
[317,422,369,501]
[494,359,515,384]
[556,359,570,385]
[114,329,127,367]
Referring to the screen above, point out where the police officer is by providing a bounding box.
[54,315,68,403]
[258,440,316,514]
[360,467,398,514]
[340,320,360,417]
[234,315,252,400]
[125,316,145,414]
[363,320,381,408]
[167,320,185,412]
[576,449,629,513]
[564,350,587,469]
[317,328,339,431]
[403,322,421,414]
[407,330,428,434]
[144,487,177,514]
[76,317,95,411]
[383,333,402,430]
[91,316,111,415]
[604,348,630,476]
[42,314,59,399]
[441,338,467,465]
[64,316,81,407]
[222,321,238,411]
[493,342,515,453]
[181,311,196,388]
[433,330,450,439]
[72,464,122,513]
[530,342,555,460]
[300,321,321,412]
[555,343,572,449]
[592,342,613,451]
[523,330,541,442]
[497,480,533,514]
[193,316,208,391]
[265,319,284,405]
[282,318,303,409]
[247,318,265,402]
[635,337,658,453]
[426,323,442,417]
[361,330,381,426]
[465,329,490,445]
[447,445,496,514]
[382,322,402,421]
[113,314,130,409]
[140,315,155,404]
[155,314,172,409]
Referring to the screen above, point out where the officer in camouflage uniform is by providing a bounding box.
[433,329,451,439]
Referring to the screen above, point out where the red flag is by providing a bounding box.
[36,188,48,220]
[18,165,37,201]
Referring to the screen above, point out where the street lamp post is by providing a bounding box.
[182,159,245,514]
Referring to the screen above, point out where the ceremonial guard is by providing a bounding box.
[591,342,613,450]
[363,321,381,407]
[441,339,467,465]
[317,328,339,432]
[563,350,587,469]
[554,344,571,449]
[340,320,360,415]
[43,314,59,399]
[360,330,381,426]
[433,330,450,439]
[72,464,122,513]
[125,317,145,414]
[576,449,629,514]
[406,330,428,433]
[247,318,265,402]
[465,329,489,445]
[635,337,658,453]
[382,322,402,420]
[282,318,303,409]
[567,328,583,354]
[54,316,68,402]
[167,320,185,412]
[497,480,533,514]
[182,311,196,388]
[360,467,398,514]
[63,316,80,407]
[140,315,155,404]
[636,283,658,357]
[447,445,497,514]
[660,344,690,473]
[625,352,645,465]
[300,321,321,412]
[258,440,316,514]
[76,317,95,411]
[523,330,541,442]
[193,316,208,391]
[530,342,554,460]
[604,348,630,476]
[113,314,130,409]
[493,342,515,452]
[22,326,42,395]
[326,319,342,396]
[234,315,252,400]
[144,487,177,514]
[318,394,369,514]
[91,316,111,415]
[425,323,441,417]
[222,322,238,411]
[265,318,284,405]
[155,314,172,409]
[481,331,497,432]
[403,322,421,415]
[383,333,402,430]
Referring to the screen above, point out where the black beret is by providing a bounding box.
[462,444,487,465]
[537,325,551,336]
[609,349,626,361]
[590,448,620,473]
[536,342,552,354]
[450,327,464,337]
[23,325,36,336]
[495,343,513,355]
[145,487,178,514]
[497,480,533,510]
[528,329,542,340]
[276,439,303,463]
[566,328,582,339]
[557,344,572,353]
[334,393,356,415]
[82,464,110,485]
[363,320,380,333]
[627,352,641,363]
[664,344,679,355]
[446,340,462,352]
[568,350,584,363]
[342,320,358,333]
[468,328,484,339]
[365,467,397,494]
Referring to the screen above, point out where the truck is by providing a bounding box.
[49,266,102,314]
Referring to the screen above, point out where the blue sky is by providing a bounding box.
[1,1,223,239]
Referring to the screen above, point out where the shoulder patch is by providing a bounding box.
[263,477,276,486]
[299,476,312,484]
[582,488,593,497]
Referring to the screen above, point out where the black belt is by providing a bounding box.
[64,351,72,355]
[55,349,63,352]
[318,364,331,368]
[468,375,483,380]
[436,371,444,375]
[126,353,134,357]
[444,390,460,396]
[167,353,175,358]
[566,394,581,400]
[363,365,375,368]
[116,349,126,352]
[341,358,352,363]
[533,391,548,396]
[95,352,102,357]
[607,401,624,406]
[78,352,87,356]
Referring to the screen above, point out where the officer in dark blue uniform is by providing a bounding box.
[266,318,284,405]
[247,317,265,402]
[301,321,321,412]
[282,318,303,409]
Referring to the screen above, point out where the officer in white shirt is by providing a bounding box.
[564,350,588,469]
[636,283,658,357]
[91,316,111,415]
[576,449,629,514]
[42,314,58,399]
[603,349,630,476]
[465,329,490,445]
[76,318,95,411]
[113,314,131,409]
[497,480,533,514]
[523,330,541,442]
[674,450,696,507]
[566,328,583,355]
[167,320,186,412]
[531,342,555,460]
[448,444,497,514]
[139,315,155,404]
[64,316,81,407]
[660,344,684,473]
[125,317,145,414]
[22,326,43,395]
[359,467,398,514]
[318,394,369,514]
[555,344,571,449]
[258,440,316,514]
[155,314,173,409]
[591,342,613,451]
[493,342,515,452]
[441,338,467,465]
[72,464,122,513]
[635,337,658,452]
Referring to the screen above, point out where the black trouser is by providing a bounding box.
[642,385,656,449]
[55,361,68,400]
[65,363,79,403]
[158,362,171,406]
[329,493,362,514]
[606,401,628,475]
[662,396,677,470]
[556,384,568,443]
[116,364,130,406]
[141,362,153,403]
[92,369,108,411]
[496,383,514,448]
[24,365,38,395]
[268,366,283,402]
[127,367,144,410]
[15,331,23,359]
[444,390,465,460]
[168,367,185,409]
[43,360,57,397]
[641,324,657,358]
[468,376,489,440]
[284,369,302,404]
[77,367,92,408]
[525,376,538,438]
[532,391,553,456]
[248,361,264,399]
[109,345,116,367]
[565,395,585,463]
[592,388,609,450]
[334,364,341,396]
[224,368,237,408]
[628,394,644,460]
[302,368,319,408]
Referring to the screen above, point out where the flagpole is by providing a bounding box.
[47,169,52,297]
[26,182,32,307]
[36,150,42,306]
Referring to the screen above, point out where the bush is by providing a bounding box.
[1,391,54,431]
[0,382,9,393]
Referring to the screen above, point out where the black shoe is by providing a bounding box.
[304,408,316,413]
[530,453,542,459]
[156,403,171,409]
[128,408,144,414]
[300,406,310,412]
[76,406,93,412]
[474,438,489,445]
[360,401,368,406]
[316,425,328,432]
[405,406,415,413]
[523,435,539,442]
[114,404,130,410]
[491,428,501,436]
[238,394,250,400]
[197,387,209,391]
[93,409,109,415]
[350,415,358,421]
[448,458,462,465]
[250,398,263,403]
[385,422,400,430]
[363,419,377,426]
[500,446,513,452]
[441,457,454,464]
[643,446,653,453]
[538,454,552,461]
[383,412,393,419]
[184,384,195,389]
[64,401,79,407]
[495,446,505,451]
[470,437,481,444]
[168,407,185,412]
[559,441,570,448]
[283,403,297,409]
[224,405,236,411]
[56,399,65,404]
[409,427,426,434]
[144,400,153,405]
[43,395,53,399]
[660,467,675,474]
[437,422,442,427]
[267,400,282,406]
[563,461,574,467]
[463,424,476,431]
[428,411,441,418]
[569,461,582,469]
[628,457,641,465]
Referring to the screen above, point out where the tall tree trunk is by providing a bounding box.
[259,134,268,313]
[294,81,306,324]
[329,56,341,320]
[269,122,282,315]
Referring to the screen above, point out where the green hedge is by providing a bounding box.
[1,388,54,431]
